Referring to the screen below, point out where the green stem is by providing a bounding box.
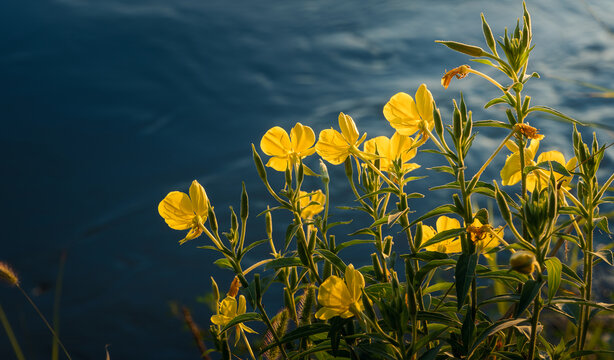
[527,295,542,360]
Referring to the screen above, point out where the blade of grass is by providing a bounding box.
[52,251,67,360]
[0,303,26,360]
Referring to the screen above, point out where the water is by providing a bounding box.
[1,0,613,358]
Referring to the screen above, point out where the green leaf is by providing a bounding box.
[456,253,478,311]
[467,318,528,359]
[550,297,614,312]
[365,283,394,299]
[241,239,267,256]
[335,239,375,253]
[597,217,611,234]
[219,312,262,334]
[419,228,466,250]
[514,279,544,317]
[409,204,462,227]
[259,323,330,353]
[423,282,454,295]
[544,257,562,302]
[264,257,304,270]
[570,350,614,358]
[428,166,455,175]
[479,294,520,308]
[213,258,234,270]
[591,249,614,266]
[417,311,460,327]
[415,259,457,286]
[316,249,347,273]
[484,97,509,109]
[492,351,526,360]
[418,344,443,360]
[527,106,586,126]
[561,263,585,287]
[407,251,449,262]
[477,269,527,284]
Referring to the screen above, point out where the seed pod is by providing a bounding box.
[481,13,497,54]
[252,144,268,183]
[510,251,536,274]
[240,182,248,222]
[437,41,486,57]
[211,277,220,305]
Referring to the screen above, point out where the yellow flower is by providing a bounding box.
[158,180,209,244]
[421,216,503,255]
[211,295,257,344]
[315,112,367,165]
[466,219,503,254]
[383,84,435,137]
[500,139,577,192]
[315,264,365,320]
[363,132,420,174]
[509,251,537,274]
[299,190,325,220]
[260,122,316,171]
[421,216,462,253]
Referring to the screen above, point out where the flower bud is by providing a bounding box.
[510,251,536,274]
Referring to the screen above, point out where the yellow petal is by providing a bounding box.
[344,264,364,302]
[237,295,246,315]
[505,140,519,153]
[500,154,522,186]
[210,314,232,326]
[364,136,391,170]
[266,157,291,172]
[158,191,194,230]
[219,296,238,317]
[189,180,209,218]
[179,227,202,244]
[315,307,343,320]
[436,216,461,232]
[421,225,436,244]
[260,126,291,157]
[290,122,316,154]
[317,275,351,309]
[300,190,325,219]
[536,151,566,166]
[316,129,351,165]
[338,112,359,144]
[383,92,420,136]
[415,84,434,130]
[442,239,462,254]
[526,139,540,160]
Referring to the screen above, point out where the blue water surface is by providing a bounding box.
[1,0,614,358]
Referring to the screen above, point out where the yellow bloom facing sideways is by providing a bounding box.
[158,180,209,244]
[315,264,365,320]
[211,295,257,344]
[260,122,316,171]
[363,132,420,174]
[383,84,435,137]
[299,190,325,219]
[421,216,462,253]
[315,112,367,165]
[500,139,577,192]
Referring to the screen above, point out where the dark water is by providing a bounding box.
[1,0,613,358]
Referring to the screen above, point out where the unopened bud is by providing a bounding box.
[510,251,536,274]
